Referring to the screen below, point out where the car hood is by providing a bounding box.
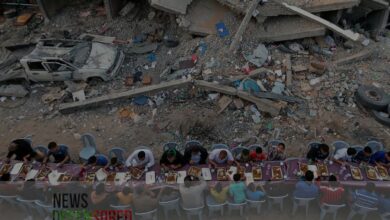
[82,43,117,70]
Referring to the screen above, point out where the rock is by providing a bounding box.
[292,65,308,73]
[343,40,354,49]
[0,84,28,97]
[73,133,81,140]
[309,77,322,86]
[251,114,261,124]
[208,93,220,101]
[233,98,244,109]
[148,11,156,20]
[271,81,285,94]
[301,82,312,92]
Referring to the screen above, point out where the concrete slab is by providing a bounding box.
[186,0,233,36]
[150,0,193,14]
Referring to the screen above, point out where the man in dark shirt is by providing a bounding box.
[6,139,34,162]
[160,149,184,170]
[306,143,330,162]
[43,142,70,165]
[353,146,372,164]
[183,144,208,165]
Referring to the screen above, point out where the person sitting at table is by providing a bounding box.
[116,186,133,205]
[180,175,207,208]
[105,157,123,171]
[160,149,184,170]
[91,183,111,210]
[246,183,266,201]
[5,139,34,162]
[369,151,390,168]
[21,179,44,201]
[332,147,357,165]
[264,180,288,197]
[319,175,345,205]
[43,142,70,166]
[0,173,22,195]
[353,146,372,164]
[126,149,155,170]
[350,182,379,209]
[183,144,208,165]
[229,173,246,204]
[160,186,180,202]
[306,143,330,162]
[208,149,238,168]
[249,147,267,162]
[235,149,251,163]
[293,170,319,198]
[31,150,46,163]
[83,155,108,167]
[132,185,164,213]
[268,143,287,161]
[379,194,390,214]
[209,182,229,204]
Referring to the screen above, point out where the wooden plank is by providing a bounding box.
[194,80,237,96]
[237,91,281,117]
[285,54,292,87]
[59,79,192,113]
[217,96,233,114]
[334,49,373,66]
[282,2,361,41]
[230,0,261,52]
[253,92,305,104]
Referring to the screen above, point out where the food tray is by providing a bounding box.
[252,167,262,180]
[271,166,283,180]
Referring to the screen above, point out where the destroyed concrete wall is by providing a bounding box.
[104,0,128,19]
[37,0,68,21]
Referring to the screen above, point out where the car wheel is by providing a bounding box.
[356,85,389,111]
[371,109,390,127]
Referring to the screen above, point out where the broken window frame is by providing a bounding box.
[27,61,46,71]
[42,61,75,72]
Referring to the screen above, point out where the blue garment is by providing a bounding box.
[48,146,68,163]
[353,151,371,163]
[293,181,319,198]
[379,197,390,213]
[246,190,265,201]
[96,155,108,166]
[369,151,389,165]
[354,189,378,208]
[229,182,246,204]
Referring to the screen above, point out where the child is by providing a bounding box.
[83,155,108,168]
[249,147,267,162]
[209,182,229,204]
[236,149,251,163]
[246,183,266,201]
[229,174,246,203]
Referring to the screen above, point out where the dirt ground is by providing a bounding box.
[0,1,389,161]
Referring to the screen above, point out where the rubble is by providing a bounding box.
[0,84,28,97]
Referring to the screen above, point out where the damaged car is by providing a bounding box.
[0,39,125,83]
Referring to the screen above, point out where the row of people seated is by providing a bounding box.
[4,139,390,170]
[307,143,390,168]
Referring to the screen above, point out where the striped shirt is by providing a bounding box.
[319,186,344,205]
[354,189,379,208]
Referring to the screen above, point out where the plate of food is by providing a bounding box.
[376,166,389,179]
[166,172,177,184]
[36,167,51,180]
[58,174,72,182]
[188,166,202,177]
[129,167,144,180]
[85,172,96,184]
[238,166,246,180]
[0,164,12,176]
[350,166,363,180]
[17,165,31,179]
[299,163,308,174]
[271,166,283,180]
[317,163,329,176]
[366,166,378,180]
[252,167,262,180]
[217,168,228,181]
[106,173,116,182]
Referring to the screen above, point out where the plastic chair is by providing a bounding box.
[185,140,202,149]
[246,199,266,215]
[34,145,48,156]
[79,133,98,161]
[319,203,346,220]
[267,194,288,212]
[307,141,322,152]
[108,147,126,163]
[211,144,229,150]
[346,203,378,220]
[0,195,17,206]
[134,209,158,220]
[352,145,364,152]
[231,147,246,158]
[227,201,247,216]
[365,141,384,153]
[292,197,316,218]
[110,204,133,219]
[163,142,179,151]
[182,205,204,220]
[206,195,226,217]
[331,141,350,156]
[248,144,263,152]
[35,200,55,218]
[159,198,181,220]
[380,212,390,220]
